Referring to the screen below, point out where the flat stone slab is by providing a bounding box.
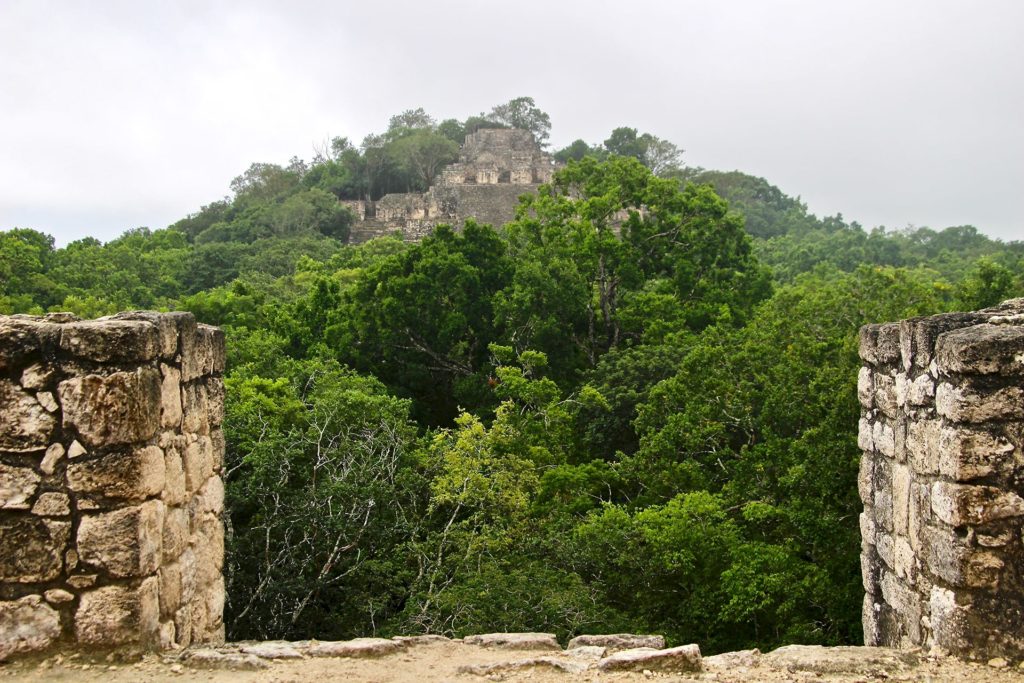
[458,656,590,676]
[392,634,452,645]
[704,648,761,669]
[597,644,703,673]
[184,648,269,670]
[306,638,404,658]
[238,641,305,659]
[568,633,665,651]
[463,632,561,650]
[763,645,919,674]
[565,645,607,659]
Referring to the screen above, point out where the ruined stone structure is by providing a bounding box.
[0,311,225,660]
[344,128,558,243]
[859,298,1024,661]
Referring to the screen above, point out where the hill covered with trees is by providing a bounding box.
[2,98,1022,653]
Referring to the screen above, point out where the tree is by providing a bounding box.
[437,118,466,144]
[487,96,552,147]
[387,107,435,135]
[498,156,770,381]
[553,139,604,163]
[390,130,459,189]
[225,360,425,640]
[603,127,682,176]
[337,222,514,425]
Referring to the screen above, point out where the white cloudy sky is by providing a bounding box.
[1,0,1022,244]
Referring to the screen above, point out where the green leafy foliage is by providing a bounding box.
[3,105,1023,653]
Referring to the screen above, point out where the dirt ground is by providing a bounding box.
[3,639,1024,683]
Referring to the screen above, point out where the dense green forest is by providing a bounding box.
[2,99,1023,653]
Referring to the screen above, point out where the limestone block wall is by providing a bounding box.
[859,298,1024,661]
[0,311,225,660]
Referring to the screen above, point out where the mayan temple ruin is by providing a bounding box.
[342,128,558,243]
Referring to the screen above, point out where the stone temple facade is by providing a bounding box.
[859,298,1024,662]
[343,128,558,243]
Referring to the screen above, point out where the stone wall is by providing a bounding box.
[0,311,225,661]
[859,298,1024,661]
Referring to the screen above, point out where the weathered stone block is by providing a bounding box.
[857,367,874,408]
[163,443,187,506]
[876,532,895,569]
[893,537,916,584]
[906,419,940,475]
[180,319,222,382]
[192,513,224,588]
[900,312,988,372]
[879,571,921,643]
[59,319,159,362]
[173,604,192,649]
[860,512,876,549]
[858,417,874,452]
[201,575,225,635]
[59,368,162,447]
[597,643,702,673]
[0,318,59,372]
[160,364,183,429]
[873,420,896,458]
[77,500,164,577]
[931,481,1024,527]
[191,476,224,518]
[67,445,165,502]
[43,589,73,605]
[111,311,180,359]
[859,323,901,365]
[861,551,880,592]
[162,506,189,563]
[67,440,87,458]
[0,517,69,582]
[204,325,226,375]
[892,463,911,535]
[935,324,1024,376]
[66,574,96,589]
[906,374,935,407]
[863,593,880,645]
[179,547,197,606]
[923,525,1004,588]
[936,381,1024,423]
[74,577,159,646]
[0,595,61,661]
[0,464,40,510]
[0,380,56,452]
[31,492,70,517]
[183,435,214,493]
[35,391,57,413]
[210,428,225,473]
[938,425,1015,481]
[39,443,64,474]
[207,378,225,426]
[929,586,971,654]
[874,374,898,418]
[181,383,210,435]
[908,483,930,552]
[159,561,183,618]
[158,620,176,650]
[893,416,909,462]
[19,364,53,391]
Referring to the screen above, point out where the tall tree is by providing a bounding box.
[487,96,552,147]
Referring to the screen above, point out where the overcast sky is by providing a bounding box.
[1,0,1022,245]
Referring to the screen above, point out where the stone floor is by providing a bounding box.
[2,634,1024,682]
